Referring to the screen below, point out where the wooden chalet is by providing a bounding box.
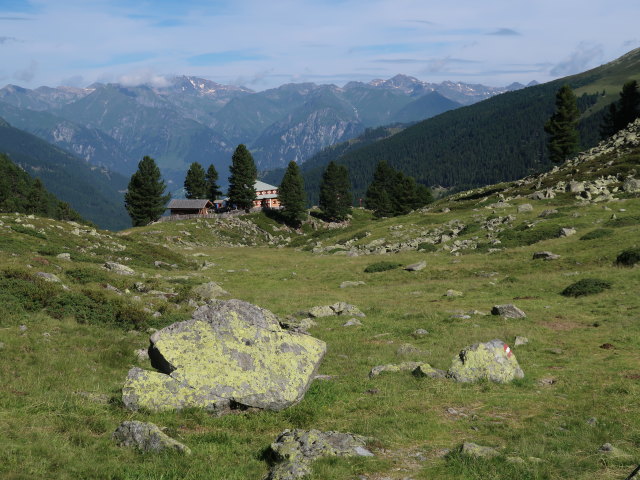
[166,198,214,216]
[253,180,280,209]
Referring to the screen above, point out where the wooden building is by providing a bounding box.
[166,198,213,216]
[253,180,280,209]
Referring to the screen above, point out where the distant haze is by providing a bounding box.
[0,1,638,90]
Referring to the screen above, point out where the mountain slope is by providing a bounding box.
[301,47,640,203]
[0,118,130,230]
[391,91,461,124]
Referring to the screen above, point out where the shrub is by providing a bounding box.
[364,261,402,273]
[605,214,640,227]
[616,247,640,267]
[579,229,614,241]
[561,278,612,297]
[11,224,46,239]
[0,269,58,311]
[417,242,437,252]
[498,222,559,247]
[65,267,110,284]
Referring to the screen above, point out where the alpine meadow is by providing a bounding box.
[0,4,639,480]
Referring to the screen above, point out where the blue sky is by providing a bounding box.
[0,0,638,90]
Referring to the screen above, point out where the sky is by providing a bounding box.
[0,0,638,91]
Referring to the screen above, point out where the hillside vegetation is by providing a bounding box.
[0,121,639,479]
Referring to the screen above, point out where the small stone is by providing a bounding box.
[533,251,561,260]
[396,343,426,357]
[547,348,563,355]
[444,289,463,297]
[460,442,500,458]
[412,364,446,379]
[112,421,191,455]
[343,318,362,327]
[538,377,556,386]
[135,348,149,361]
[36,272,61,282]
[104,262,135,276]
[517,203,533,213]
[412,329,429,338]
[558,227,576,238]
[514,336,529,346]
[339,280,365,288]
[56,253,71,260]
[369,361,422,378]
[600,343,615,350]
[491,304,526,318]
[19,325,27,332]
[539,209,558,217]
[586,417,597,426]
[404,260,427,272]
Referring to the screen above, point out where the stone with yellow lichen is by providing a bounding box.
[122,299,326,413]
[448,339,524,383]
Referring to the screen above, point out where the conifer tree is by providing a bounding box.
[124,156,170,226]
[205,164,222,202]
[184,162,208,199]
[319,161,351,221]
[365,161,395,217]
[615,80,640,130]
[227,144,257,211]
[544,85,580,163]
[278,161,307,226]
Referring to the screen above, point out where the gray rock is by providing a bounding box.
[307,305,335,318]
[396,343,426,357]
[539,209,558,217]
[19,325,27,332]
[369,361,423,378]
[135,348,149,361]
[533,251,561,260]
[331,302,365,317]
[558,227,576,237]
[104,262,135,276]
[56,253,71,260]
[266,429,373,480]
[567,181,586,193]
[448,339,524,383]
[444,289,463,297]
[122,299,326,413]
[192,281,229,300]
[343,318,362,327]
[623,177,640,193]
[514,336,529,346]
[112,421,191,455]
[36,272,61,282]
[412,329,429,338]
[404,260,427,272]
[461,442,500,458]
[517,203,533,213]
[339,280,365,288]
[412,364,446,379]
[491,304,526,318]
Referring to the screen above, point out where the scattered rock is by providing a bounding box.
[444,289,463,297]
[538,377,556,386]
[539,209,558,217]
[135,348,149,361]
[122,299,326,413]
[307,305,335,318]
[623,177,640,193]
[558,227,576,238]
[104,262,135,276]
[56,253,71,260]
[265,429,373,480]
[460,442,500,458]
[339,280,365,288]
[491,304,526,318]
[112,421,191,455]
[514,336,529,346]
[597,443,629,458]
[331,302,365,317]
[533,251,561,260]
[412,329,429,338]
[600,343,615,350]
[369,362,423,378]
[396,343,427,357]
[192,281,229,300]
[517,203,533,213]
[343,318,362,327]
[35,272,61,283]
[586,417,598,426]
[404,260,427,272]
[412,364,446,379]
[19,325,27,332]
[448,339,524,384]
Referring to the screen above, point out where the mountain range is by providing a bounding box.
[0,75,520,186]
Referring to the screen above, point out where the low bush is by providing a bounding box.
[579,229,614,241]
[616,247,640,267]
[65,267,110,284]
[605,214,640,227]
[11,224,46,239]
[417,242,437,252]
[498,222,559,247]
[561,278,612,297]
[364,261,402,273]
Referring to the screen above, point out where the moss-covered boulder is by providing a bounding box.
[266,429,373,480]
[448,339,524,383]
[122,299,326,413]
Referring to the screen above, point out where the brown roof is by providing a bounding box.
[166,199,213,209]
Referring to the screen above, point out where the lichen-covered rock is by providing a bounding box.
[623,177,640,193]
[330,302,365,317]
[266,429,373,480]
[369,361,423,378]
[104,261,135,275]
[491,304,526,318]
[307,305,335,318]
[192,281,228,300]
[517,203,533,213]
[461,442,500,458]
[112,421,191,455]
[122,299,326,413]
[412,364,446,379]
[36,272,61,282]
[558,227,576,237]
[448,339,524,383]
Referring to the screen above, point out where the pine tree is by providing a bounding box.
[205,164,222,202]
[278,161,306,226]
[615,80,640,131]
[319,161,352,221]
[124,156,170,226]
[544,85,580,163]
[364,161,395,217]
[184,162,207,199]
[228,144,257,211]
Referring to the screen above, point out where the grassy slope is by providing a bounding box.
[0,140,639,479]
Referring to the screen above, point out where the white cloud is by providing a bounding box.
[117,69,171,87]
[550,42,604,77]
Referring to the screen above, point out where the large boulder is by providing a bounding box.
[112,421,191,455]
[265,429,373,480]
[491,304,526,318]
[104,261,135,276]
[448,339,524,383]
[122,299,326,414]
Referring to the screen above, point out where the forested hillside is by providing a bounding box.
[297,48,640,204]
[0,118,130,230]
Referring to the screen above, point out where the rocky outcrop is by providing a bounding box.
[112,421,191,454]
[448,339,524,383]
[122,299,326,414]
[265,429,373,480]
[306,302,365,318]
[103,261,135,275]
[491,304,526,318]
